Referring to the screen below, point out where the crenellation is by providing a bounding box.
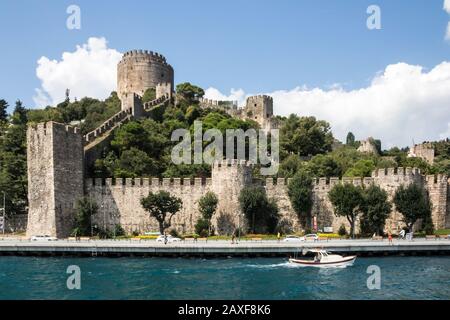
[151,178,160,186]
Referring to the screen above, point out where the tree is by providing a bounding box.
[393,184,431,232]
[280,114,334,157]
[287,171,313,230]
[72,197,98,237]
[360,185,392,236]
[328,183,365,238]
[12,100,27,125]
[346,132,355,146]
[344,159,376,177]
[238,186,279,234]
[0,99,8,122]
[141,191,182,235]
[176,82,204,102]
[195,192,218,236]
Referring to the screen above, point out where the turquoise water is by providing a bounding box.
[0,256,449,299]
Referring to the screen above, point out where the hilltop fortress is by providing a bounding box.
[26,50,450,238]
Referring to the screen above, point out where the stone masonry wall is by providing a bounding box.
[26,122,84,238]
[85,163,450,236]
[117,50,174,105]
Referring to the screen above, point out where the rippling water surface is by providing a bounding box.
[0,256,449,299]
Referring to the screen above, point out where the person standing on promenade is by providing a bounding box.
[231,234,235,244]
[277,232,281,242]
[388,232,393,245]
[164,232,168,245]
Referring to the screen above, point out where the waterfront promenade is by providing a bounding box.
[0,238,449,257]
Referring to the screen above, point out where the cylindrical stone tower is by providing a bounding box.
[117,49,174,106]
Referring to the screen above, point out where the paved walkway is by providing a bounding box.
[0,238,449,256]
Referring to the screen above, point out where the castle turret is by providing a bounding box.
[26,122,84,238]
[211,159,253,233]
[117,50,174,109]
[244,95,274,131]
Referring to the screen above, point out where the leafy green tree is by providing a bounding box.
[280,114,334,157]
[328,183,365,238]
[307,154,342,177]
[344,159,376,177]
[287,171,313,229]
[195,192,218,236]
[194,218,210,237]
[141,191,182,235]
[176,82,204,103]
[393,184,431,232]
[360,185,392,236]
[115,148,158,177]
[0,99,8,122]
[239,186,279,234]
[72,197,98,236]
[346,132,355,146]
[278,154,304,178]
[12,100,27,125]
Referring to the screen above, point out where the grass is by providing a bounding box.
[434,229,450,236]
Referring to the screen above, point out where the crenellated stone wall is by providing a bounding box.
[84,163,450,236]
[26,122,84,238]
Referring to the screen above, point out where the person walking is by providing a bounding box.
[164,232,168,245]
[231,234,235,244]
[277,232,281,242]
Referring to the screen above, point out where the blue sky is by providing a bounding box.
[0,0,449,147]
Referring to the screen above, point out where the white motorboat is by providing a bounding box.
[289,249,356,267]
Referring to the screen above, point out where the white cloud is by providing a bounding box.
[444,0,450,14]
[33,37,122,107]
[205,62,450,148]
[446,21,450,41]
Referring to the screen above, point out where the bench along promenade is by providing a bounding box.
[0,238,449,257]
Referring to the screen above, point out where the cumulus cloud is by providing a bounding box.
[33,37,122,107]
[205,62,450,148]
[444,0,450,14]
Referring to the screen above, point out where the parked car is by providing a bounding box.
[156,235,181,243]
[300,234,319,241]
[283,235,303,242]
[30,235,57,241]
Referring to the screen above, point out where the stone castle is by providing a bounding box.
[26,50,450,238]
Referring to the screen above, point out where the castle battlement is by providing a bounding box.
[143,95,169,110]
[371,167,421,177]
[84,108,131,144]
[86,177,212,187]
[212,159,253,169]
[246,95,273,102]
[28,121,81,136]
[119,50,168,64]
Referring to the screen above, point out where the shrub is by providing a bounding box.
[195,218,210,237]
[338,224,347,236]
[169,229,180,238]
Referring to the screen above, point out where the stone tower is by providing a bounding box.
[26,122,84,238]
[211,159,253,233]
[244,95,274,131]
[117,50,174,109]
